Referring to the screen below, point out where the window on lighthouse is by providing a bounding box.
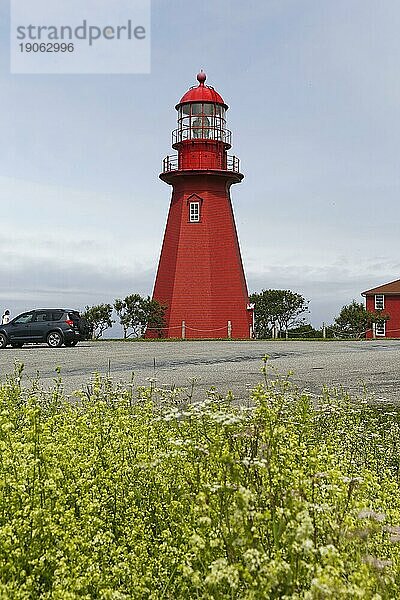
[189,202,200,222]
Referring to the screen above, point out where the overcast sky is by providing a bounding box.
[1,0,400,331]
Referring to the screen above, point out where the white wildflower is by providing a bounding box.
[205,558,239,589]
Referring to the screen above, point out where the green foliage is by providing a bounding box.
[287,324,324,338]
[333,300,389,338]
[82,303,114,339]
[114,294,166,338]
[146,298,167,337]
[250,289,309,338]
[1,363,400,597]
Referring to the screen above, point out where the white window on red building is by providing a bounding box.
[189,201,200,222]
[375,321,386,336]
[375,294,384,310]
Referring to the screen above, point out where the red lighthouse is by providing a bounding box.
[148,71,253,339]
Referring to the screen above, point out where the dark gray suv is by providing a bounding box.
[0,309,91,349]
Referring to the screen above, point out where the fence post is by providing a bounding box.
[181,320,186,339]
[227,321,232,339]
[322,322,326,339]
[372,323,376,339]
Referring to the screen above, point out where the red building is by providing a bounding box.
[147,71,253,339]
[362,279,400,338]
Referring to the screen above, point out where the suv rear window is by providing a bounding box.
[51,311,64,321]
[68,312,80,321]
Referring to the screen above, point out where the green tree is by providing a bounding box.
[333,300,389,338]
[114,294,166,338]
[146,298,167,337]
[82,304,114,339]
[250,289,309,338]
[287,324,322,339]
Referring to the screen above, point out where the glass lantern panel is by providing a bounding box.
[214,116,225,130]
[203,103,215,116]
[191,115,211,138]
[180,115,191,128]
[190,103,203,116]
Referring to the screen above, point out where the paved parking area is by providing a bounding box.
[0,340,399,403]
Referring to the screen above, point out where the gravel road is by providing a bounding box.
[0,340,399,403]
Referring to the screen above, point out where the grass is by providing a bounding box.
[0,360,400,598]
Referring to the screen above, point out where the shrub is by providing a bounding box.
[0,362,399,597]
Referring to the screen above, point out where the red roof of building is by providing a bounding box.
[177,71,227,108]
[362,278,400,296]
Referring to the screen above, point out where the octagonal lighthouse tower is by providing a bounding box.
[147,71,253,339]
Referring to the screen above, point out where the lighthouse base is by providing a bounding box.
[147,171,252,340]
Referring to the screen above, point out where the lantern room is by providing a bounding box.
[172,70,231,147]
[163,70,240,175]
[175,103,228,143]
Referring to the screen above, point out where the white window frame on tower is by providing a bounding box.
[375,321,386,336]
[189,201,200,223]
[375,294,384,310]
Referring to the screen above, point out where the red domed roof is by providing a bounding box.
[176,71,228,108]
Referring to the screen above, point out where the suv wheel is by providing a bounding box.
[0,333,7,349]
[47,331,63,348]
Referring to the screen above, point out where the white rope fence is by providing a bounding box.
[145,322,400,340]
[146,320,250,339]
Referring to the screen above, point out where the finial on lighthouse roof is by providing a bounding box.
[177,70,227,108]
[197,70,206,85]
